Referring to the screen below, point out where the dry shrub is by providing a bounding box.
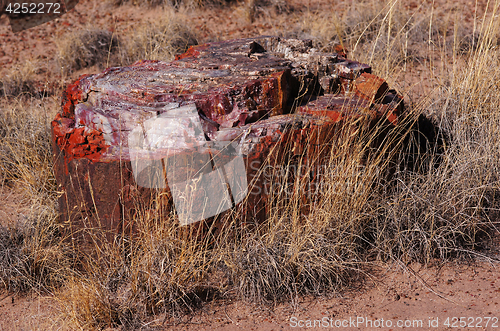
[0,211,67,294]
[56,29,121,74]
[0,97,70,295]
[120,10,197,64]
[0,61,40,98]
[55,11,197,73]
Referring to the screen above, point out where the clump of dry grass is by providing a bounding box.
[0,96,70,295]
[56,28,121,75]
[0,61,40,98]
[0,211,68,294]
[120,10,198,64]
[243,0,293,22]
[0,97,57,202]
[55,10,197,74]
[57,211,225,328]
[221,219,360,304]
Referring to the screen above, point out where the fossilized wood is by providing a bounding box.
[52,36,404,242]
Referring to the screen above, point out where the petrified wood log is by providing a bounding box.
[51,36,403,242]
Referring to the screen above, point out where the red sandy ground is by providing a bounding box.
[1,0,499,330]
[1,261,500,330]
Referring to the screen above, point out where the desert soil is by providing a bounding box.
[1,0,500,330]
[1,260,500,330]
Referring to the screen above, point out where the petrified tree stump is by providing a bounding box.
[51,36,403,242]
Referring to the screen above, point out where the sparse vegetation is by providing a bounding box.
[0,97,69,295]
[0,61,40,98]
[0,97,58,202]
[0,211,68,294]
[1,0,500,329]
[120,10,198,64]
[56,28,121,74]
[55,10,197,75]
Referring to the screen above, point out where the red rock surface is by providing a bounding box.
[51,36,403,242]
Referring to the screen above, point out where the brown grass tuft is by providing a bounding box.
[0,61,40,98]
[56,28,121,75]
[119,10,198,64]
[0,97,70,296]
[55,10,197,75]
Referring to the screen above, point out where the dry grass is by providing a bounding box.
[119,10,198,64]
[55,10,197,75]
[0,210,67,294]
[1,0,500,329]
[56,28,121,75]
[0,97,58,202]
[288,0,497,81]
[0,61,41,98]
[0,97,71,296]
